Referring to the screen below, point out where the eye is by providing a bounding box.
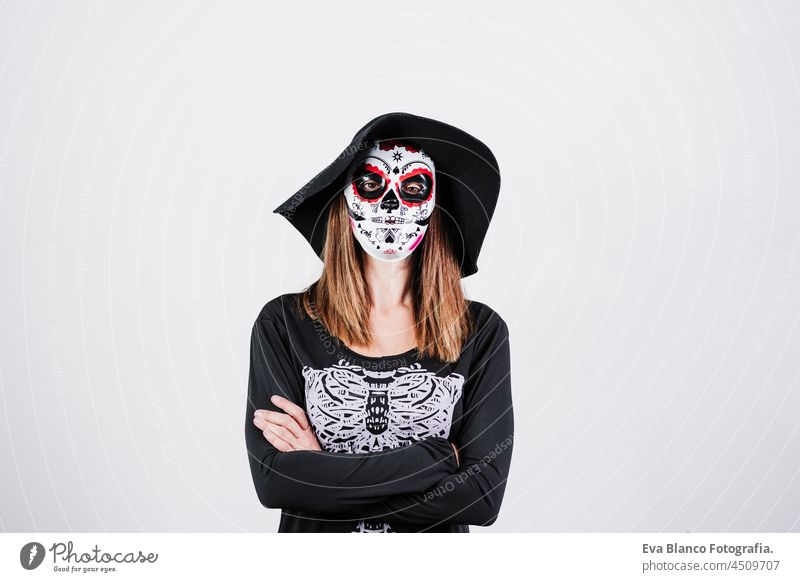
[352,169,387,200]
[402,182,423,195]
[360,179,382,192]
[398,171,432,203]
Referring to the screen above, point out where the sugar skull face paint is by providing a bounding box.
[344,140,435,262]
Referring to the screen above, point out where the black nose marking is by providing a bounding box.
[380,189,400,212]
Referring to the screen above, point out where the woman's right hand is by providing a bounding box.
[253,395,323,452]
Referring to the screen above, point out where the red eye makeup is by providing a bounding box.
[352,164,388,201]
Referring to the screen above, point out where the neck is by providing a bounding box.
[362,252,413,312]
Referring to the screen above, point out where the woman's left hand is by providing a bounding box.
[253,394,322,452]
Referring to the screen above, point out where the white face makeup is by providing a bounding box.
[343,140,435,262]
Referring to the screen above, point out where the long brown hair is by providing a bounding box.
[294,193,473,362]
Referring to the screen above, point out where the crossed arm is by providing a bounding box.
[254,393,461,466]
[245,316,460,515]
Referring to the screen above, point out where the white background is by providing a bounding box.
[1,0,799,532]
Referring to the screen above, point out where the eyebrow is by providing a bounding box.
[359,163,388,179]
[361,155,392,173]
[400,160,433,174]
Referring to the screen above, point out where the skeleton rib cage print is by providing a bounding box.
[304,361,465,533]
[304,361,465,453]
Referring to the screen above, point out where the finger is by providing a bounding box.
[254,417,298,449]
[263,421,298,446]
[256,410,305,440]
[270,395,310,430]
[262,427,294,452]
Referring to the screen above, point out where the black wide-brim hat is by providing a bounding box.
[272,111,501,278]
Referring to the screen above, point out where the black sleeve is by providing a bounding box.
[338,319,514,527]
[245,315,460,514]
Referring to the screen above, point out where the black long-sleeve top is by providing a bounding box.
[245,292,514,532]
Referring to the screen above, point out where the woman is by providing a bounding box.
[245,112,514,533]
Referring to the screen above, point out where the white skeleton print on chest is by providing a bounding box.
[302,360,465,533]
[303,360,465,453]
